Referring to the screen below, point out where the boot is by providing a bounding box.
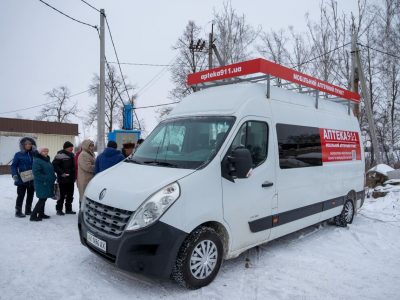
[31,199,45,221]
[56,210,65,216]
[25,205,32,216]
[65,203,76,215]
[15,210,26,218]
[39,201,49,219]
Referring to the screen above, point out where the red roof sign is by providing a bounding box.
[187,58,360,103]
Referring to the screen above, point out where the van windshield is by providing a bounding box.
[128,116,235,169]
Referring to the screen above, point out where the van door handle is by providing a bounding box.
[262,181,274,188]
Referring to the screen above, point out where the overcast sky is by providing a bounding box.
[0,0,362,141]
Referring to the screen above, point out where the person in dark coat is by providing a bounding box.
[122,142,135,158]
[11,137,37,217]
[31,147,56,221]
[53,141,76,215]
[95,141,125,174]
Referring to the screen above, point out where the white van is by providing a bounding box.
[78,59,365,289]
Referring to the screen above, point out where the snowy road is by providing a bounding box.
[0,175,399,300]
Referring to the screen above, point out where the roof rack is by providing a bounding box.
[187,58,360,114]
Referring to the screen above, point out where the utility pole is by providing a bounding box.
[352,24,383,164]
[208,24,214,69]
[350,23,360,120]
[98,9,106,153]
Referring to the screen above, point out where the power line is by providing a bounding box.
[103,14,142,130]
[357,43,400,60]
[80,0,100,13]
[134,101,180,110]
[108,61,171,67]
[0,87,95,116]
[292,42,351,69]
[37,0,97,29]
[136,55,177,96]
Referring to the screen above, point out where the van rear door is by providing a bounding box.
[221,117,276,252]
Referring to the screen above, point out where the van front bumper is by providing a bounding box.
[78,212,187,278]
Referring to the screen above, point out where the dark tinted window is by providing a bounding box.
[276,123,322,169]
[231,121,269,167]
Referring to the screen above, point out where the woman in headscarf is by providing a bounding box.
[31,147,56,221]
[77,139,95,203]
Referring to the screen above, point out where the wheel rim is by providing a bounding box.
[190,240,218,280]
[344,201,354,223]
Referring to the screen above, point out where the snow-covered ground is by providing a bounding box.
[0,174,399,300]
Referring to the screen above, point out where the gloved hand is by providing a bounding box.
[12,175,18,182]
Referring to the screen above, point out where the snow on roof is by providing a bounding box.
[367,164,394,176]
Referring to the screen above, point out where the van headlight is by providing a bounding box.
[126,182,180,231]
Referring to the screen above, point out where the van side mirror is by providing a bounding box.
[222,147,253,182]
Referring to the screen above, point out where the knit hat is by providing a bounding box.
[63,141,74,149]
[38,147,49,154]
[107,140,118,149]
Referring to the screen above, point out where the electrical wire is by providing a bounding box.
[0,87,95,116]
[292,42,351,69]
[357,43,400,60]
[37,0,97,29]
[134,101,180,110]
[80,0,100,13]
[103,15,142,130]
[108,61,171,67]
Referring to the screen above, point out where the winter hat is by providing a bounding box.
[107,141,118,149]
[38,147,49,154]
[63,141,74,149]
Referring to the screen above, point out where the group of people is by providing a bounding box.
[11,136,143,222]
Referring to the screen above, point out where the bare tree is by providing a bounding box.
[37,86,77,122]
[169,21,207,101]
[86,65,135,133]
[213,1,259,65]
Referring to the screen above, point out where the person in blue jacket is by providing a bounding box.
[30,147,56,221]
[95,141,125,174]
[11,137,37,218]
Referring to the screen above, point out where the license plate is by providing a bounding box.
[87,232,107,252]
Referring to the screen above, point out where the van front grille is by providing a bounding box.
[84,198,133,237]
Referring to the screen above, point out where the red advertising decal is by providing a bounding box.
[187,58,360,102]
[320,128,361,162]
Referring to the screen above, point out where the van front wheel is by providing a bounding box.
[172,226,223,289]
[334,199,354,227]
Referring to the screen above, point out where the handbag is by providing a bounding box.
[19,170,34,183]
[52,183,60,200]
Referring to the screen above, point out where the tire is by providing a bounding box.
[172,226,223,289]
[334,199,355,227]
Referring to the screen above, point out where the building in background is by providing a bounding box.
[0,117,78,174]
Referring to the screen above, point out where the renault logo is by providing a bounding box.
[99,188,107,201]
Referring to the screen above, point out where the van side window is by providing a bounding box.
[276,123,322,169]
[231,121,269,167]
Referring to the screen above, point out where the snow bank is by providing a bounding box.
[367,163,394,176]
[364,188,400,223]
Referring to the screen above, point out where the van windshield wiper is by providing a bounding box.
[125,157,143,164]
[143,160,178,168]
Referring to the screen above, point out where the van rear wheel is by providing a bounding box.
[172,226,223,289]
[334,199,354,227]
